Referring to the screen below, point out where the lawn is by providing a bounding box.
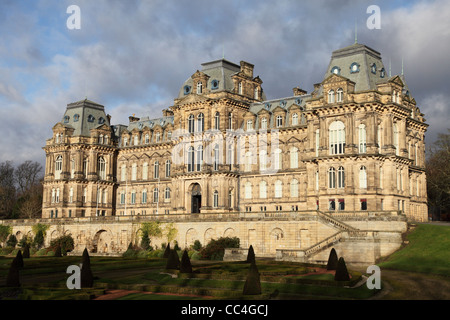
[378,224,450,276]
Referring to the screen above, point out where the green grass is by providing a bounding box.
[379,224,450,276]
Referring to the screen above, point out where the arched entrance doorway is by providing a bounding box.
[191,183,201,213]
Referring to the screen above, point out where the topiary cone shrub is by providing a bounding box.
[80,248,94,288]
[180,249,193,273]
[243,262,262,295]
[163,243,171,258]
[334,257,350,281]
[165,249,180,270]
[15,250,24,269]
[6,257,21,287]
[23,245,30,259]
[326,248,338,270]
[246,245,255,264]
[54,245,62,257]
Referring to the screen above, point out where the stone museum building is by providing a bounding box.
[5,41,426,264]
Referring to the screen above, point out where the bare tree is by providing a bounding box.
[0,161,16,219]
[15,161,43,195]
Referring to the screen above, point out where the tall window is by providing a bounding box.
[290,147,298,169]
[153,188,159,203]
[197,113,204,132]
[228,113,233,130]
[247,120,253,131]
[259,150,267,171]
[155,132,160,142]
[55,188,60,203]
[131,163,137,181]
[329,121,345,155]
[337,166,345,188]
[315,171,319,191]
[69,187,73,203]
[154,161,159,179]
[197,81,202,94]
[245,151,252,172]
[336,88,343,102]
[213,144,220,171]
[244,182,252,199]
[165,160,171,177]
[328,90,335,103]
[121,164,126,181]
[120,191,125,204]
[359,166,367,189]
[71,158,75,179]
[276,115,283,128]
[292,113,299,126]
[188,114,195,133]
[213,190,219,208]
[55,156,63,180]
[165,187,171,201]
[97,157,106,180]
[393,122,400,156]
[83,188,87,203]
[145,134,149,144]
[274,180,282,198]
[134,135,139,146]
[315,129,320,157]
[196,146,203,171]
[187,147,194,172]
[377,125,382,153]
[214,112,220,130]
[142,189,147,204]
[274,148,282,170]
[254,87,259,99]
[261,117,267,129]
[260,181,267,199]
[142,162,148,180]
[359,124,367,153]
[131,190,136,204]
[290,179,299,198]
[83,158,88,178]
[238,82,243,95]
[328,167,336,189]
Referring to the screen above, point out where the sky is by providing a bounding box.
[0,0,449,168]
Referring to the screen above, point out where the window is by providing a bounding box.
[71,158,75,179]
[154,161,159,179]
[211,79,219,90]
[55,156,63,179]
[244,182,252,199]
[260,181,267,199]
[238,82,243,95]
[377,125,382,153]
[290,179,299,198]
[361,199,367,210]
[331,66,340,75]
[64,116,70,123]
[98,117,105,125]
[131,163,137,181]
[155,132,160,142]
[83,158,88,179]
[51,189,55,203]
[328,167,336,189]
[247,120,253,131]
[103,189,107,204]
[197,81,202,94]
[69,188,73,203]
[274,148,282,170]
[197,113,204,132]
[97,157,106,180]
[350,62,360,73]
[315,129,320,157]
[337,166,345,189]
[131,190,136,204]
[196,146,203,171]
[336,88,343,102]
[338,199,345,211]
[261,117,267,130]
[134,135,139,146]
[104,135,109,145]
[214,112,220,130]
[120,164,126,181]
[142,189,147,204]
[359,166,367,189]
[329,121,345,155]
[123,137,128,147]
[329,199,336,211]
[292,113,298,126]
[153,188,159,203]
[144,134,149,144]
[259,150,267,171]
[393,122,400,156]
[359,124,367,153]
[213,144,220,171]
[188,114,195,133]
[142,162,148,180]
[315,171,319,191]
[83,188,87,204]
[275,180,282,198]
[228,113,233,130]
[371,63,377,74]
[254,87,259,99]
[73,114,79,122]
[55,188,60,203]
[213,190,219,208]
[290,147,298,169]
[87,115,95,122]
[245,151,252,172]
[328,90,335,103]
[165,187,171,201]
[120,191,125,204]
[276,115,283,128]
[187,147,194,172]
[165,160,171,177]
[184,85,191,95]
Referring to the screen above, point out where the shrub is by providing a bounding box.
[14,250,24,269]
[33,230,44,250]
[0,225,12,245]
[50,235,74,255]
[163,243,171,258]
[246,245,255,264]
[54,245,62,257]
[81,248,94,288]
[23,246,30,259]
[180,250,193,273]
[243,262,261,295]
[6,257,21,287]
[165,249,180,270]
[326,248,338,270]
[193,240,202,251]
[334,257,350,281]
[200,237,240,261]
[140,231,150,250]
[6,234,17,248]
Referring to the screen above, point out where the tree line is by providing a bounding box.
[0,160,43,219]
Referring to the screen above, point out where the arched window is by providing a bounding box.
[55,156,63,180]
[165,160,171,177]
[337,166,345,188]
[259,181,267,199]
[336,88,344,102]
[274,180,282,198]
[244,182,252,199]
[142,189,147,204]
[131,163,137,181]
[328,167,336,189]
[98,134,103,144]
[254,87,259,99]
[292,113,299,126]
[197,81,202,94]
[276,115,283,128]
[274,148,282,170]
[328,90,335,103]
[104,135,109,145]
[290,147,298,169]
[197,113,204,132]
[261,117,267,129]
[259,150,267,171]
[359,166,367,189]
[187,146,194,172]
[214,112,220,130]
[196,146,203,171]
[142,162,148,180]
[165,187,171,201]
[238,82,243,95]
[98,157,106,180]
[359,124,367,153]
[188,114,195,133]
[329,121,345,155]
[213,144,220,171]
[213,190,219,208]
[290,179,299,198]
[154,161,159,179]
[153,188,159,203]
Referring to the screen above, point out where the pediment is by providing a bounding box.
[257,108,271,116]
[322,73,353,86]
[272,106,287,114]
[388,75,404,87]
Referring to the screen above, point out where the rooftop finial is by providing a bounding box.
[389,58,392,77]
[401,56,404,76]
[354,19,358,44]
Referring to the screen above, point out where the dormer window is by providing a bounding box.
[328,90,335,103]
[155,132,161,142]
[238,82,243,95]
[371,63,377,74]
[247,120,253,131]
[73,114,80,122]
[98,117,105,125]
[276,115,283,128]
[350,62,360,73]
[292,113,299,126]
[331,66,341,75]
[336,88,344,103]
[196,81,202,94]
[261,117,267,129]
[184,85,191,95]
[380,68,386,78]
[87,115,95,122]
[211,79,219,90]
[64,116,70,123]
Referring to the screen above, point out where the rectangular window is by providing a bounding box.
[329,199,336,211]
[338,199,345,211]
[361,199,367,211]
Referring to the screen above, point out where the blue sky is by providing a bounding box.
[0,0,449,167]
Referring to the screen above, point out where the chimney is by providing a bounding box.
[129,114,140,123]
[293,87,307,96]
[240,61,254,78]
